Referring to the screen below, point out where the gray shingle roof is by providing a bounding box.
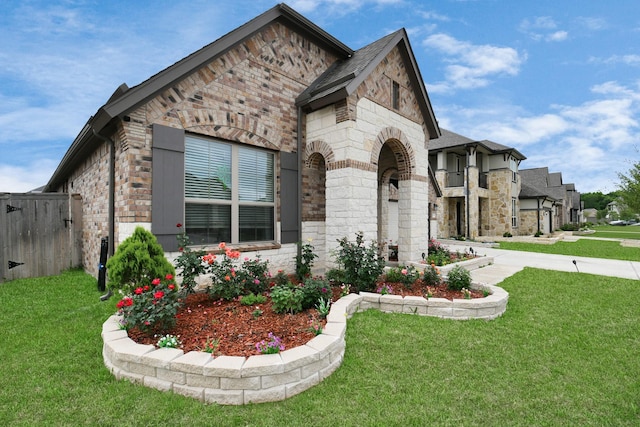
[429,128,526,159]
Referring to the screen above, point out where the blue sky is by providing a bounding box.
[1,0,639,193]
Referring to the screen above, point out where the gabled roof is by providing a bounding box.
[519,182,557,200]
[296,28,440,139]
[46,3,441,191]
[46,3,354,191]
[519,167,573,203]
[429,129,526,160]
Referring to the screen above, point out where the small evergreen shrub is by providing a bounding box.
[384,265,419,286]
[174,224,205,295]
[446,265,472,291]
[295,240,318,280]
[106,227,175,294]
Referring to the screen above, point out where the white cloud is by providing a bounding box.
[519,16,568,42]
[576,16,608,31]
[423,34,524,92]
[0,160,58,193]
[591,54,640,66]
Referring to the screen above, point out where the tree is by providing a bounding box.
[618,161,640,214]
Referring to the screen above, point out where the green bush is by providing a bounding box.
[299,277,331,309]
[174,225,205,295]
[270,282,304,314]
[332,232,385,293]
[295,240,318,280]
[422,264,441,287]
[384,265,419,286]
[106,227,175,294]
[446,265,472,291]
[116,275,181,333]
[240,292,267,306]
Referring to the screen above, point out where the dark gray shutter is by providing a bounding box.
[151,124,185,252]
[280,151,299,244]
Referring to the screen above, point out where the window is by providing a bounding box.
[184,135,275,245]
[509,157,518,183]
[392,81,400,110]
[511,197,517,227]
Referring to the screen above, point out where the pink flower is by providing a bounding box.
[401,269,408,275]
[254,279,260,285]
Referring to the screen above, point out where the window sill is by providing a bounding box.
[191,242,282,254]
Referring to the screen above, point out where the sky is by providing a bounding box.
[1,0,639,194]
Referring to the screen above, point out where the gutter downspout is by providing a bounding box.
[465,151,470,239]
[296,107,303,258]
[92,128,116,301]
[536,197,541,233]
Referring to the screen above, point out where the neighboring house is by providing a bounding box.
[606,201,620,219]
[44,3,440,277]
[582,208,598,224]
[428,129,525,239]
[519,167,581,233]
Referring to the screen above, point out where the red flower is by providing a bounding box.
[165,274,173,281]
[179,247,184,252]
[168,284,175,291]
[176,223,182,228]
[152,278,161,286]
[134,287,143,295]
[143,285,150,291]
[116,299,125,309]
[117,297,133,308]
[154,291,165,299]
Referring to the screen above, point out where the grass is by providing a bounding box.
[1,268,639,425]
[497,238,640,260]
[591,224,640,240]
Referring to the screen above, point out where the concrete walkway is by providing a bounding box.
[440,240,640,285]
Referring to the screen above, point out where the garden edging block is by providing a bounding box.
[102,281,507,404]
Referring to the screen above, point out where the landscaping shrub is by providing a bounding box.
[174,224,206,295]
[270,282,304,314]
[422,264,441,287]
[116,274,181,333]
[446,265,472,291]
[295,240,318,280]
[106,226,175,294]
[332,232,385,292]
[384,265,419,286]
[299,277,331,309]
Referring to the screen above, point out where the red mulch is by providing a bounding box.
[127,281,484,357]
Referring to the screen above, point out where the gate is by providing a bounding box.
[0,193,82,282]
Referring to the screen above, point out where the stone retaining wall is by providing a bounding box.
[102,283,508,405]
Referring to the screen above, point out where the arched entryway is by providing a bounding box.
[374,129,414,263]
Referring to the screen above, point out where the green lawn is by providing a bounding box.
[591,224,640,240]
[498,238,640,260]
[1,269,639,425]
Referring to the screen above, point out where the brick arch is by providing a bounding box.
[371,127,416,179]
[177,109,279,150]
[304,140,335,168]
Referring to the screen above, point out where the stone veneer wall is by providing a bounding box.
[102,280,508,405]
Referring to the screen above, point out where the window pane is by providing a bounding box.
[238,148,274,202]
[185,203,231,244]
[185,137,232,200]
[239,206,274,242]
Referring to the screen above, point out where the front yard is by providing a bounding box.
[1,268,638,425]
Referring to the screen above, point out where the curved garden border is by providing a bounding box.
[102,282,508,405]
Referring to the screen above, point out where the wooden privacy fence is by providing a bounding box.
[0,193,82,283]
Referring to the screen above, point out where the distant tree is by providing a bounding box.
[581,191,617,211]
[618,161,640,214]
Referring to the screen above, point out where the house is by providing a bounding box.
[43,3,440,277]
[428,129,526,239]
[519,167,581,233]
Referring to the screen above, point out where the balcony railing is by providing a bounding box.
[446,172,464,187]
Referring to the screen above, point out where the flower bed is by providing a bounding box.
[102,282,508,405]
